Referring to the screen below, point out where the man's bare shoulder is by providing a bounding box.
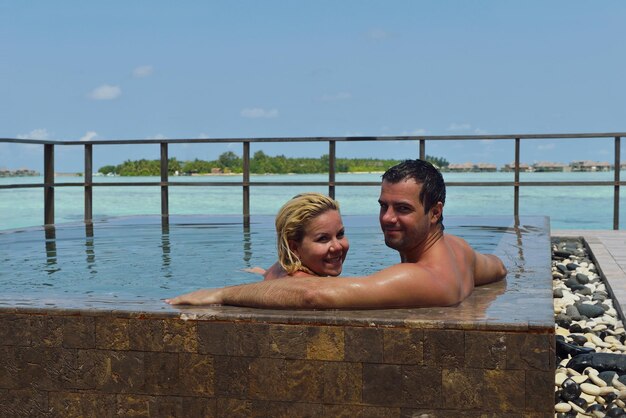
[442,233,472,250]
[440,233,479,263]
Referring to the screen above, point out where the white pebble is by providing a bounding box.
[605,335,621,344]
[580,392,597,403]
[555,373,568,386]
[590,374,607,387]
[556,327,570,337]
[598,386,617,396]
[554,402,571,413]
[590,334,612,348]
[569,400,586,414]
[613,379,626,391]
[567,368,582,376]
[581,382,601,396]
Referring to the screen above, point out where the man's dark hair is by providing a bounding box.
[382,159,446,226]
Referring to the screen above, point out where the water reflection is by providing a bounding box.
[242,224,253,265]
[160,223,172,279]
[85,222,96,271]
[44,225,60,274]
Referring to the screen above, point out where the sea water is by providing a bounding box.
[0,171,623,231]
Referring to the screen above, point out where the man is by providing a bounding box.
[166,159,507,309]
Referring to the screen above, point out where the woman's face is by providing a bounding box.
[289,209,349,276]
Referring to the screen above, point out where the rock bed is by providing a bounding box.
[553,237,626,417]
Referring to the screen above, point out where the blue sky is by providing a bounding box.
[2,1,626,172]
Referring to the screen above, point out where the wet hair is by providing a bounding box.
[275,192,340,275]
[382,159,446,227]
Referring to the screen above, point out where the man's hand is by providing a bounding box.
[165,288,223,305]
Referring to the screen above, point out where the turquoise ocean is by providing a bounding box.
[0,171,623,231]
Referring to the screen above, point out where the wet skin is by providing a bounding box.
[166,179,507,308]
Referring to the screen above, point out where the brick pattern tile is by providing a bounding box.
[0,313,555,416]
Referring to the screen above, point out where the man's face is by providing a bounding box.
[378,179,439,255]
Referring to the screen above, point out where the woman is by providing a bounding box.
[253,192,350,280]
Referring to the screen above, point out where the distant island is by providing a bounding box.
[0,155,616,178]
[97,151,450,176]
[0,168,39,177]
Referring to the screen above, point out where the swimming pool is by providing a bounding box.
[1,214,538,305]
[0,215,555,416]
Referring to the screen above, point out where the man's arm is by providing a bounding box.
[473,252,507,286]
[167,262,464,309]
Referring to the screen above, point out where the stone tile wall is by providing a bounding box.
[0,310,554,417]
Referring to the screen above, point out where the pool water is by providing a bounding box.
[0,215,540,303]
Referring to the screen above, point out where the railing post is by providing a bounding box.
[615,136,621,230]
[84,144,93,223]
[44,143,55,225]
[514,138,520,217]
[160,142,169,226]
[419,139,425,160]
[243,141,250,227]
[329,140,336,199]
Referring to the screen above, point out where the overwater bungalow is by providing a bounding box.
[447,162,497,173]
[500,162,532,172]
[447,162,475,172]
[475,163,497,172]
[532,161,568,172]
[570,160,612,172]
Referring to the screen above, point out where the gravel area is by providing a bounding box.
[553,237,626,417]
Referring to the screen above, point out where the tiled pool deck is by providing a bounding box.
[553,229,626,321]
[0,218,559,417]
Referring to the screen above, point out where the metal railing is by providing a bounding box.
[1,132,625,229]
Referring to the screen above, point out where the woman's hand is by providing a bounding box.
[243,267,266,275]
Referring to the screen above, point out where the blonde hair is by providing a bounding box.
[275,193,340,275]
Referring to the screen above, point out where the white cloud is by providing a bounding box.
[79,131,98,142]
[474,128,488,135]
[89,84,121,100]
[320,92,352,102]
[241,108,279,118]
[147,134,168,140]
[368,28,391,40]
[447,123,471,131]
[538,143,556,151]
[399,128,427,136]
[133,65,153,78]
[17,128,50,140]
